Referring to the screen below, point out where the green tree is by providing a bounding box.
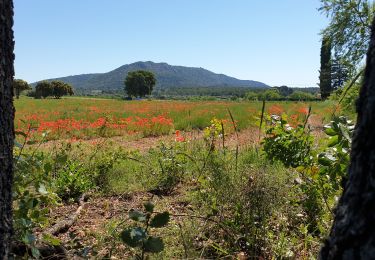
[258,89,282,101]
[331,55,351,89]
[319,36,332,99]
[278,85,294,97]
[50,80,74,99]
[124,70,156,98]
[244,91,258,101]
[35,81,53,99]
[320,0,375,71]
[320,15,375,258]
[288,91,315,101]
[13,79,30,99]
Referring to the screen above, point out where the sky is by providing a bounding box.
[13,0,328,87]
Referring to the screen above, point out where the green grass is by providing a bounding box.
[15,97,335,141]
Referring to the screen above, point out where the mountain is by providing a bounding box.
[34,61,269,90]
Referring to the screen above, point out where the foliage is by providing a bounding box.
[331,55,351,89]
[50,80,74,99]
[261,111,353,238]
[288,91,316,101]
[320,0,375,70]
[124,70,156,97]
[12,131,59,258]
[35,81,53,99]
[244,91,258,101]
[319,36,332,99]
[120,202,169,259]
[13,79,31,99]
[150,142,187,194]
[262,113,314,168]
[258,89,282,101]
[35,80,74,99]
[318,116,354,197]
[53,159,94,201]
[278,85,294,97]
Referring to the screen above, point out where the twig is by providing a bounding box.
[44,193,88,236]
[259,100,266,142]
[227,109,239,173]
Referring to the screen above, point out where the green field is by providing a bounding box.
[15,97,335,141]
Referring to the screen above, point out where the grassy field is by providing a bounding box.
[12,97,346,259]
[15,97,336,141]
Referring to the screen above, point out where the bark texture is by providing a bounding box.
[0,0,15,258]
[320,17,375,259]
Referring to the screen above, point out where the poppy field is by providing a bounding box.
[14,97,334,141]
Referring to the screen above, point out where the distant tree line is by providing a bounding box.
[29,81,74,99]
[73,84,319,101]
[245,86,318,101]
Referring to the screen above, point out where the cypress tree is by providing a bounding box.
[319,36,332,99]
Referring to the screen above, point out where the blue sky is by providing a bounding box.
[14,0,327,87]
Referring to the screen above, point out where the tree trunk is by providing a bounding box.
[320,17,375,259]
[0,0,15,258]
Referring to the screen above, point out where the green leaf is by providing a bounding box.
[340,124,351,141]
[318,153,334,166]
[30,210,40,219]
[144,237,164,253]
[42,233,61,246]
[120,227,146,247]
[44,162,52,173]
[150,212,170,228]
[56,154,68,164]
[144,201,154,213]
[38,184,48,195]
[23,233,36,245]
[129,210,147,222]
[31,247,41,258]
[324,127,337,136]
[328,135,339,147]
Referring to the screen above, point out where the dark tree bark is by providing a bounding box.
[320,17,375,259]
[0,0,15,258]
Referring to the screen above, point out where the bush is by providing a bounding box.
[258,89,282,101]
[288,91,315,101]
[53,160,94,201]
[262,114,314,168]
[244,91,258,101]
[13,132,59,258]
[149,143,188,194]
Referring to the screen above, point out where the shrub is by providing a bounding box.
[13,131,59,258]
[53,160,94,201]
[262,114,314,168]
[288,91,315,101]
[150,143,188,194]
[120,202,170,259]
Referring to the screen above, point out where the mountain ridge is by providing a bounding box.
[33,61,269,90]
